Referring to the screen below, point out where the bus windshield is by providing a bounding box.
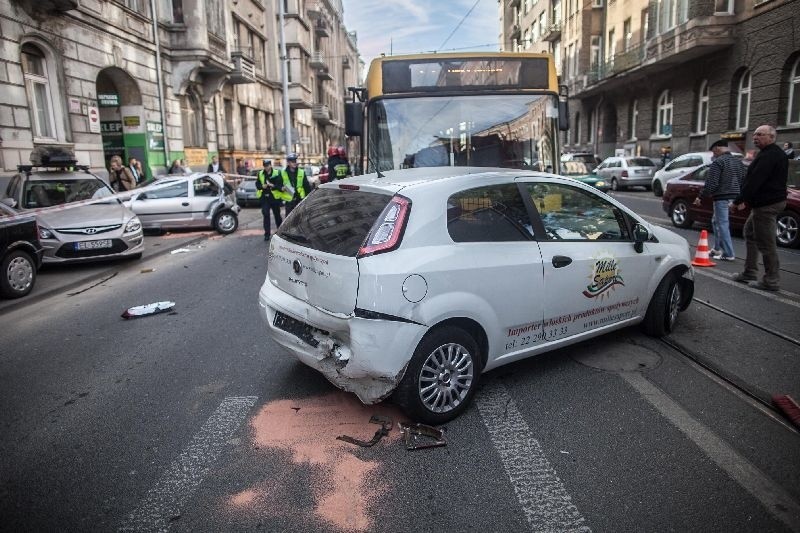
[366,93,559,173]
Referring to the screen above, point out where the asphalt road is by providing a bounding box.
[1,200,799,532]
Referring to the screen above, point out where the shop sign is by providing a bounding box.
[184,148,208,167]
[147,121,164,151]
[98,94,120,107]
[123,116,141,127]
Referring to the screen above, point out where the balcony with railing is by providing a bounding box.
[312,104,331,124]
[310,51,328,69]
[509,24,521,40]
[315,20,330,37]
[230,46,256,84]
[289,83,313,109]
[644,16,735,66]
[542,21,562,42]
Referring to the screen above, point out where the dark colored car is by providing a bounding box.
[662,164,800,248]
[0,202,44,298]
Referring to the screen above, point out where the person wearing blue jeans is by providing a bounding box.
[694,140,745,260]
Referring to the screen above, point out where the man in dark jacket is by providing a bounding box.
[694,140,745,261]
[732,125,788,290]
[257,160,289,241]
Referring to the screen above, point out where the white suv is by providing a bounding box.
[258,168,695,423]
[652,151,743,197]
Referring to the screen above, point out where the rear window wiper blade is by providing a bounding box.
[281,232,310,244]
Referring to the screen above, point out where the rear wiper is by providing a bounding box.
[281,232,310,244]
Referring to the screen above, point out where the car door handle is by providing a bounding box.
[552,255,572,268]
[182,202,190,206]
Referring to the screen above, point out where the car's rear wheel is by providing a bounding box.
[213,210,238,234]
[1,250,36,299]
[652,180,663,197]
[776,210,799,248]
[395,326,481,424]
[669,199,692,228]
[642,272,681,337]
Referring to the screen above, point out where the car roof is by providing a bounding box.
[19,170,102,181]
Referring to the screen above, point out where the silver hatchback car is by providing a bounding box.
[126,173,240,234]
[4,167,144,264]
[595,157,657,191]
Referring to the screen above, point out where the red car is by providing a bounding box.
[662,164,800,248]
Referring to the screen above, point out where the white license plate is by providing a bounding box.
[75,239,113,250]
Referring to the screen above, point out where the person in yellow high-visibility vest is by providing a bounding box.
[281,153,312,216]
[257,159,290,241]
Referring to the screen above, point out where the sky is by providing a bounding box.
[342,0,500,69]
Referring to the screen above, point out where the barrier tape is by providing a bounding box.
[0,172,244,224]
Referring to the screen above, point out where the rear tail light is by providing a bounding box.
[357,195,411,258]
[621,170,629,178]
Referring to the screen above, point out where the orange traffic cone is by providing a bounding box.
[691,229,716,267]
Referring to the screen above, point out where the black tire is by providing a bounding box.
[394,326,481,424]
[610,178,619,191]
[1,249,36,299]
[669,199,693,228]
[642,273,682,337]
[652,180,663,197]
[213,210,238,234]
[776,210,799,248]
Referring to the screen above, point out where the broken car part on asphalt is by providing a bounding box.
[398,422,447,450]
[121,301,176,319]
[336,415,393,447]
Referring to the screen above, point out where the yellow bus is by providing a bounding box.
[345,52,568,175]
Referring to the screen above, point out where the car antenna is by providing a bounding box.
[367,153,385,179]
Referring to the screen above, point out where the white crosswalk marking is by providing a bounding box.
[119,396,258,532]
[476,381,591,533]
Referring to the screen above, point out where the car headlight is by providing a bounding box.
[596,181,606,187]
[124,217,142,233]
[38,227,55,239]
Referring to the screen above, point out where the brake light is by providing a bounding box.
[339,184,359,190]
[357,195,411,257]
[621,170,629,177]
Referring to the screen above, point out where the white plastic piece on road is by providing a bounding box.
[170,248,193,255]
[121,301,176,319]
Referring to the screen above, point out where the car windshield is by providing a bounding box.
[367,93,559,173]
[560,162,592,176]
[627,158,655,167]
[23,178,114,209]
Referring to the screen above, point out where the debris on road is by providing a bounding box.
[170,248,192,255]
[336,415,393,447]
[121,301,176,319]
[140,268,156,273]
[398,422,447,450]
[772,394,800,428]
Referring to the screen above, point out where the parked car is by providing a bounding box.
[662,164,800,248]
[236,178,259,207]
[0,202,43,299]
[259,167,695,424]
[559,161,610,192]
[652,151,743,197]
[4,151,144,264]
[595,156,657,191]
[126,173,240,234]
[561,152,602,171]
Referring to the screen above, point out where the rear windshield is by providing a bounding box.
[277,187,392,256]
[626,158,655,167]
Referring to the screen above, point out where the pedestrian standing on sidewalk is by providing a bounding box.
[694,140,745,261]
[281,153,311,216]
[109,155,136,192]
[732,125,788,291]
[257,159,289,241]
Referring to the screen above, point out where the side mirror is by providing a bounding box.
[1,197,17,209]
[633,223,649,253]
[345,102,363,137]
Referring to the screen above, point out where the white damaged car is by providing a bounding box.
[258,168,695,423]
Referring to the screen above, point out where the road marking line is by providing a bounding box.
[621,372,800,532]
[476,381,591,533]
[119,396,258,532]
[693,268,800,308]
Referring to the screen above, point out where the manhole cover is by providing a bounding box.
[571,339,662,372]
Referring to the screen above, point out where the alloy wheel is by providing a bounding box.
[418,342,474,414]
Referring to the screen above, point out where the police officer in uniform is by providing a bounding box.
[281,153,312,216]
[257,159,289,241]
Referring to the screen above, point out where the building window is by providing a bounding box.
[641,9,649,44]
[21,43,60,141]
[181,91,205,147]
[588,108,595,143]
[736,70,751,130]
[552,0,561,24]
[539,12,546,33]
[523,29,530,49]
[574,111,581,144]
[623,18,632,52]
[607,28,616,61]
[657,0,688,34]
[532,21,539,42]
[628,100,638,140]
[714,0,734,14]
[788,58,800,125]
[592,0,603,7]
[696,80,709,134]
[656,89,673,136]
[240,104,249,150]
[590,35,600,71]
[206,0,225,37]
[123,0,145,13]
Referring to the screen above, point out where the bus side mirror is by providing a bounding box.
[345,102,363,137]
[558,100,570,131]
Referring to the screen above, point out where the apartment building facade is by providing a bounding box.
[0,0,360,180]
[501,0,800,159]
